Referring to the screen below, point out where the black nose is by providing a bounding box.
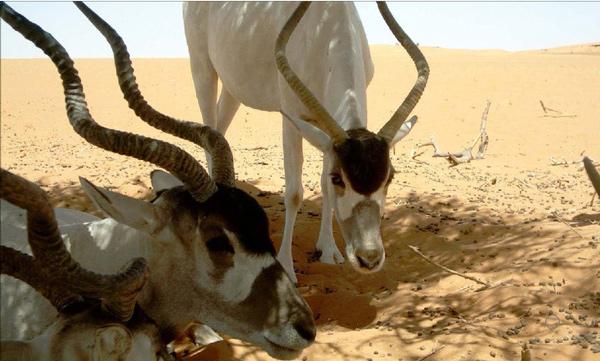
[294,319,316,342]
[356,248,382,270]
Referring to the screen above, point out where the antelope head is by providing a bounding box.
[2,2,315,359]
[0,169,172,361]
[275,2,429,273]
[80,169,316,359]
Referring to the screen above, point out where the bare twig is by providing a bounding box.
[539,100,549,114]
[453,167,470,180]
[471,100,490,159]
[407,245,491,288]
[411,101,491,166]
[417,344,447,361]
[550,211,584,239]
[549,157,597,168]
[412,137,446,158]
[539,100,576,117]
[521,343,531,361]
[539,100,562,114]
[550,157,580,166]
[512,177,532,190]
[540,114,577,118]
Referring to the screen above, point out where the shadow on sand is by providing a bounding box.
[40,178,598,361]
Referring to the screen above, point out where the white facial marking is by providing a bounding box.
[370,185,387,217]
[217,230,275,302]
[275,275,291,324]
[335,170,388,221]
[335,172,367,221]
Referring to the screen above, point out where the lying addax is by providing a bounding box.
[184,2,429,281]
[0,3,315,359]
[0,168,173,360]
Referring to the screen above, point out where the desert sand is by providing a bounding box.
[1,44,599,361]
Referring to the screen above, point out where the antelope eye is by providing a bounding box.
[206,235,234,254]
[330,173,345,188]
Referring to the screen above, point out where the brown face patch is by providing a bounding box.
[333,128,390,195]
[157,186,275,256]
[201,225,235,282]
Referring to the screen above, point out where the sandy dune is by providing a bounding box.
[1,44,599,361]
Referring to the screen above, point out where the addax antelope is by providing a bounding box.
[184,2,429,281]
[1,3,315,359]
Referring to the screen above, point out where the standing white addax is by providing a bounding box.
[184,2,429,281]
[1,3,315,359]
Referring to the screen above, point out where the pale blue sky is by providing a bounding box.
[1,1,599,58]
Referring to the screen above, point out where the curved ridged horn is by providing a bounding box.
[583,157,600,197]
[0,246,81,310]
[275,2,348,146]
[0,2,217,202]
[376,2,429,143]
[74,1,235,187]
[0,168,148,320]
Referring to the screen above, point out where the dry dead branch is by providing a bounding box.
[539,100,561,114]
[549,157,580,167]
[541,114,577,118]
[550,211,584,239]
[417,344,446,361]
[407,245,491,289]
[539,100,576,118]
[521,343,531,361]
[411,101,491,166]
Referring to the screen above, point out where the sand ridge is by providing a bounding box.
[1,44,599,360]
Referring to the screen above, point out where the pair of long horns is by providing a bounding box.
[275,2,429,145]
[0,169,148,321]
[74,1,235,188]
[1,1,230,206]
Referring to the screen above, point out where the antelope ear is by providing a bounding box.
[282,112,331,152]
[93,326,132,361]
[388,115,418,147]
[0,340,33,361]
[80,177,158,233]
[150,169,184,192]
[189,323,223,346]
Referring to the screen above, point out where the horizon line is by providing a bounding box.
[2,41,599,60]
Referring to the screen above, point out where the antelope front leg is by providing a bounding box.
[316,157,344,264]
[277,121,304,283]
